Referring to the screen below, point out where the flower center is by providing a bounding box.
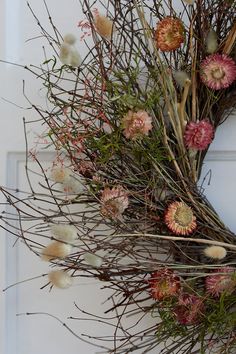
[174,205,193,226]
[131,118,144,133]
[166,30,175,42]
[212,67,225,80]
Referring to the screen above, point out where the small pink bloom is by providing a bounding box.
[184,120,214,150]
[100,186,128,219]
[205,267,236,297]
[148,269,181,300]
[122,110,152,140]
[174,294,204,325]
[200,54,236,90]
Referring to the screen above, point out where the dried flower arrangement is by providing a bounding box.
[1,0,236,353]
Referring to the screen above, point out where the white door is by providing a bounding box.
[0,1,236,354]
[0,1,117,353]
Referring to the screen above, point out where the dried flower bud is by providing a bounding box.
[48,270,73,289]
[84,253,103,267]
[173,70,190,88]
[50,224,77,242]
[41,241,72,261]
[183,0,195,4]
[203,245,227,260]
[51,167,71,183]
[94,14,114,39]
[206,29,218,54]
[59,43,72,65]
[63,33,77,45]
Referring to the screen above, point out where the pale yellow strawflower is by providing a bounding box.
[94,14,114,39]
[41,241,72,261]
[203,245,227,260]
[48,270,73,289]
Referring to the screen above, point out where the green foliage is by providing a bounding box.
[86,130,123,164]
[205,294,236,335]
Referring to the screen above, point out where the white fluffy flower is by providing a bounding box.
[59,43,72,65]
[69,49,81,67]
[206,29,218,54]
[63,33,77,45]
[59,41,81,67]
[62,176,83,194]
[48,270,73,289]
[41,241,72,261]
[203,245,227,260]
[84,253,103,268]
[51,167,71,183]
[173,71,190,88]
[50,224,77,242]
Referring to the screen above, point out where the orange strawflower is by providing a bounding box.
[155,17,184,52]
[165,201,197,235]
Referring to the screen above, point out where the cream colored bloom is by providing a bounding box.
[50,224,77,242]
[203,245,227,260]
[48,270,73,289]
[51,167,71,183]
[41,241,72,261]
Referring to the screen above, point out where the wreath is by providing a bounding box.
[1,0,236,353]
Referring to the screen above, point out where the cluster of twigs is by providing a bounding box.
[1,0,236,353]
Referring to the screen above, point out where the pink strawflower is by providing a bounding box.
[174,294,204,325]
[100,186,129,219]
[200,54,236,90]
[122,110,152,140]
[148,269,181,301]
[205,267,236,297]
[184,120,214,151]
